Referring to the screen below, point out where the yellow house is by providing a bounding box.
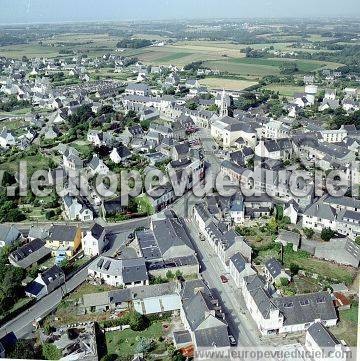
[46,225,82,257]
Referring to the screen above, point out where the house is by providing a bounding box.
[324,89,336,100]
[125,83,150,97]
[0,128,16,148]
[293,93,310,108]
[101,197,126,218]
[88,154,109,175]
[140,107,159,121]
[28,225,50,241]
[8,238,51,269]
[314,237,360,268]
[342,98,359,112]
[255,139,293,161]
[185,79,200,89]
[242,274,283,335]
[243,274,338,335]
[44,125,62,140]
[229,252,256,288]
[193,203,252,267]
[302,197,360,240]
[262,120,291,140]
[110,145,131,164]
[305,323,349,361]
[264,258,291,285]
[82,282,181,315]
[88,256,149,288]
[150,215,196,260]
[283,201,300,225]
[25,265,65,300]
[63,147,83,171]
[63,194,94,222]
[0,225,20,248]
[180,280,230,350]
[273,292,337,333]
[46,225,82,258]
[318,99,339,112]
[172,143,190,161]
[81,223,107,257]
[142,182,175,212]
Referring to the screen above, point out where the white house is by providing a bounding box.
[0,128,16,148]
[82,223,107,257]
[109,145,132,164]
[88,154,109,176]
[262,120,291,140]
[88,256,149,288]
[305,323,349,361]
[229,252,256,288]
[63,194,94,222]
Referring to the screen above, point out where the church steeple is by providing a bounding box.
[220,88,228,117]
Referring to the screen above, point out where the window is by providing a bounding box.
[300,299,310,306]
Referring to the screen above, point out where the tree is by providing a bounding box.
[134,337,154,354]
[303,228,315,239]
[166,270,174,280]
[207,104,219,112]
[128,311,149,331]
[289,263,300,275]
[8,340,37,359]
[42,343,62,360]
[321,228,335,242]
[267,217,278,234]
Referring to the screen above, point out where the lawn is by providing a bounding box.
[0,153,51,175]
[200,77,258,90]
[105,321,165,359]
[331,305,358,346]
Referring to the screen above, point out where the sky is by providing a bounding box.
[0,0,359,24]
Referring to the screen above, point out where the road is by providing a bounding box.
[171,129,262,347]
[0,217,149,339]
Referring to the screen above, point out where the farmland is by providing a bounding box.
[199,77,258,90]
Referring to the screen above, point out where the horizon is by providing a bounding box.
[1,0,360,25]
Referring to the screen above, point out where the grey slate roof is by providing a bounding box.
[273,292,337,326]
[264,257,283,279]
[307,322,340,348]
[230,252,246,273]
[88,223,105,240]
[9,239,51,269]
[152,217,194,259]
[48,225,78,242]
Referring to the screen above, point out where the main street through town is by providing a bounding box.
[171,129,262,348]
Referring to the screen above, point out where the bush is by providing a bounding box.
[42,343,62,360]
[289,263,300,275]
[303,228,315,239]
[128,311,149,331]
[134,337,154,354]
[321,228,335,242]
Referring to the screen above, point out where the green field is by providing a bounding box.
[264,84,309,97]
[332,305,359,346]
[200,77,258,90]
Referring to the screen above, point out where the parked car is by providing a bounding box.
[220,275,228,283]
[229,335,236,346]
